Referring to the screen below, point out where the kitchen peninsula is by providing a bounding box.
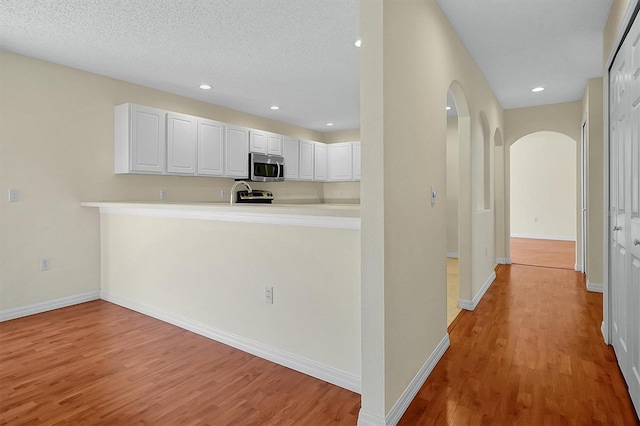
[82,201,361,393]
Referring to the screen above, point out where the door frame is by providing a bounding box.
[581,120,588,274]
[604,0,640,345]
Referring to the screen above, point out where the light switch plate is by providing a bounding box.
[8,189,19,202]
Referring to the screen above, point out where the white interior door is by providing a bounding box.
[610,14,640,415]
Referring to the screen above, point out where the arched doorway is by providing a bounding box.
[509,131,577,269]
[446,82,472,326]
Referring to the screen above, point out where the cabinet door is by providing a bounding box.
[299,139,315,181]
[197,118,225,176]
[267,133,283,156]
[129,104,166,174]
[352,141,361,181]
[328,142,353,181]
[167,112,197,175]
[250,129,268,154]
[314,142,328,181]
[283,136,299,180]
[225,124,249,178]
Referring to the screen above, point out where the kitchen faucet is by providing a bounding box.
[230,181,252,205]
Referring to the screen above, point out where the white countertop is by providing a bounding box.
[81,201,360,229]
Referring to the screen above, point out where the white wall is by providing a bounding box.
[510,131,577,240]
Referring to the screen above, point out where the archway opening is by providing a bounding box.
[509,131,577,269]
[446,82,472,328]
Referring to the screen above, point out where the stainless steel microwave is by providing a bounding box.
[248,153,285,182]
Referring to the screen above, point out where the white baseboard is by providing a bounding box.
[357,334,450,426]
[459,271,496,310]
[496,257,511,264]
[511,233,576,242]
[446,252,458,259]
[357,410,386,426]
[575,264,583,272]
[601,321,608,344]
[101,290,360,394]
[0,290,100,322]
[587,281,603,293]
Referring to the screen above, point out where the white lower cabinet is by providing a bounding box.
[115,103,166,174]
[167,112,198,175]
[197,118,225,176]
[225,124,250,178]
[299,139,315,181]
[283,136,300,180]
[314,142,328,182]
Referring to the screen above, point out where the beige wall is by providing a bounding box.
[360,0,503,418]
[446,116,459,255]
[0,50,355,311]
[504,102,583,264]
[604,0,633,64]
[100,213,361,382]
[510,132,577,240]
[583,78,605,285]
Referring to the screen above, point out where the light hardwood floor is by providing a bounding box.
[446,258,461,326]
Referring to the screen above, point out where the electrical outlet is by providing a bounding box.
[265,286,273,304]
[534,216,539,222]
[40,257,50,271]
[8,189,19,202]
[221,189,227,199]
[160,190,167,200]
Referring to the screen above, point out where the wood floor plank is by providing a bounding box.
[511,238,575,269]
[2,263,638,425]
[399,264,640,425]
[0,301,360,425]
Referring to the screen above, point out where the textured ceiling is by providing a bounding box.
[0,0,360,131]
[437,0,612,109]
[0,1,614,131]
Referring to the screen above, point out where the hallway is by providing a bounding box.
[400,264,639,425]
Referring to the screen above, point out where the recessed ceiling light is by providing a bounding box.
[355,39,362,48]
[531,87,545,93]
[446,106,452,111]
[270,105,280,110]
[199,84,212,90]
[326,122,334,127]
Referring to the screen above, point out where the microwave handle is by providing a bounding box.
[276,161,281,178]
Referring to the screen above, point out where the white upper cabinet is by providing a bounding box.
[267,132,283,156]
[299,140,315,181]
[283,136,299,180]
[314,142,328,182]
[197,118,225,176]
[115,103,166,174]
[225,124,250,178]
[167,112,197,175]
[251,129,283,156]
[327,142,353,182]
[352,142,361,181]
[249,129,268,154]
